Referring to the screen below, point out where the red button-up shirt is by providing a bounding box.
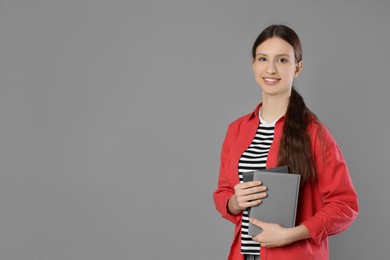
[213,103,358,260]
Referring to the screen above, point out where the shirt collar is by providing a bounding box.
[249,103,262,120]
[249,102,286,123]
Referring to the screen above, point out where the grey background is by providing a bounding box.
[0,0,389,259]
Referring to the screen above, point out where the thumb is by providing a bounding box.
[249,218,267,227]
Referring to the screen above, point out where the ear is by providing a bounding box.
[294,61,303,78]
[252,58,256,72]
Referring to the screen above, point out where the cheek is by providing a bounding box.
[283,68,297,80]
[253,64,265,74]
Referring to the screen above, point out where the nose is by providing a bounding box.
[266,61,277,74]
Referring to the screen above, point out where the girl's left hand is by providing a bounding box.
[249,218,292,248]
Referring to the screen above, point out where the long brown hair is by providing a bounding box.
[252,24,317,181]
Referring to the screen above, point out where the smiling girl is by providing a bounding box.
[213,24,358,260]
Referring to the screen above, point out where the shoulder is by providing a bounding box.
[227,103,261,131]
[228,112,253,129]
[223,110,256,142]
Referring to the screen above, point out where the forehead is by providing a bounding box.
[255,37,295,56]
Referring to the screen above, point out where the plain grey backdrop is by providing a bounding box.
[0,0,389,259]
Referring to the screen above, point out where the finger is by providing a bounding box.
[236,192,267,209]
[245,191,268,201]
[236,194,265,208]
[237,194,263,205]
[237,185,267,196]
[238,190,267,199]
[251,235,262,243]
[240,199,263,208]
[245,180,262,187]
[247,185,268,194]
[236,181,262,190]
[249,217,266,227]
[237,191,267,202]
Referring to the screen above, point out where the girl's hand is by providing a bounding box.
[249,218,311,248]
[250,218,291,248]
[228,181,267,215]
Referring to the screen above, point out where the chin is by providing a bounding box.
[261,88,291,97]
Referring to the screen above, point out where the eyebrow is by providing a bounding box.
[255,53,291,57]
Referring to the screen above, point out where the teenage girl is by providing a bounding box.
[213,24,358,260]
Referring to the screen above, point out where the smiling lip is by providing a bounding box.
[262,77,281,85]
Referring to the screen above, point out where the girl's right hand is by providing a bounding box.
[228,181,268,215]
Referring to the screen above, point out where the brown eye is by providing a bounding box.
[279,58,288,63]
[258,57,267,62]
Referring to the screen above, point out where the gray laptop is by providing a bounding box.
[243,167,300,236]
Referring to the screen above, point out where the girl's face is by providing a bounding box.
[252,37,302,97]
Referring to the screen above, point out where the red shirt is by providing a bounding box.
[213,103,358,260]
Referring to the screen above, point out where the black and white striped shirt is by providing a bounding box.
[239,117,275,255]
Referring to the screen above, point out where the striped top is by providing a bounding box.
[239,116,275,255]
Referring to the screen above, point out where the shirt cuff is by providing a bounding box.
[220,195,239,224]
[301,218,328,245]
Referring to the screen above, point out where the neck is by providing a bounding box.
[260,92,290,123]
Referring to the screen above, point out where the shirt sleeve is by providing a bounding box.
[302,124,359,245]
[213,123,240,224]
